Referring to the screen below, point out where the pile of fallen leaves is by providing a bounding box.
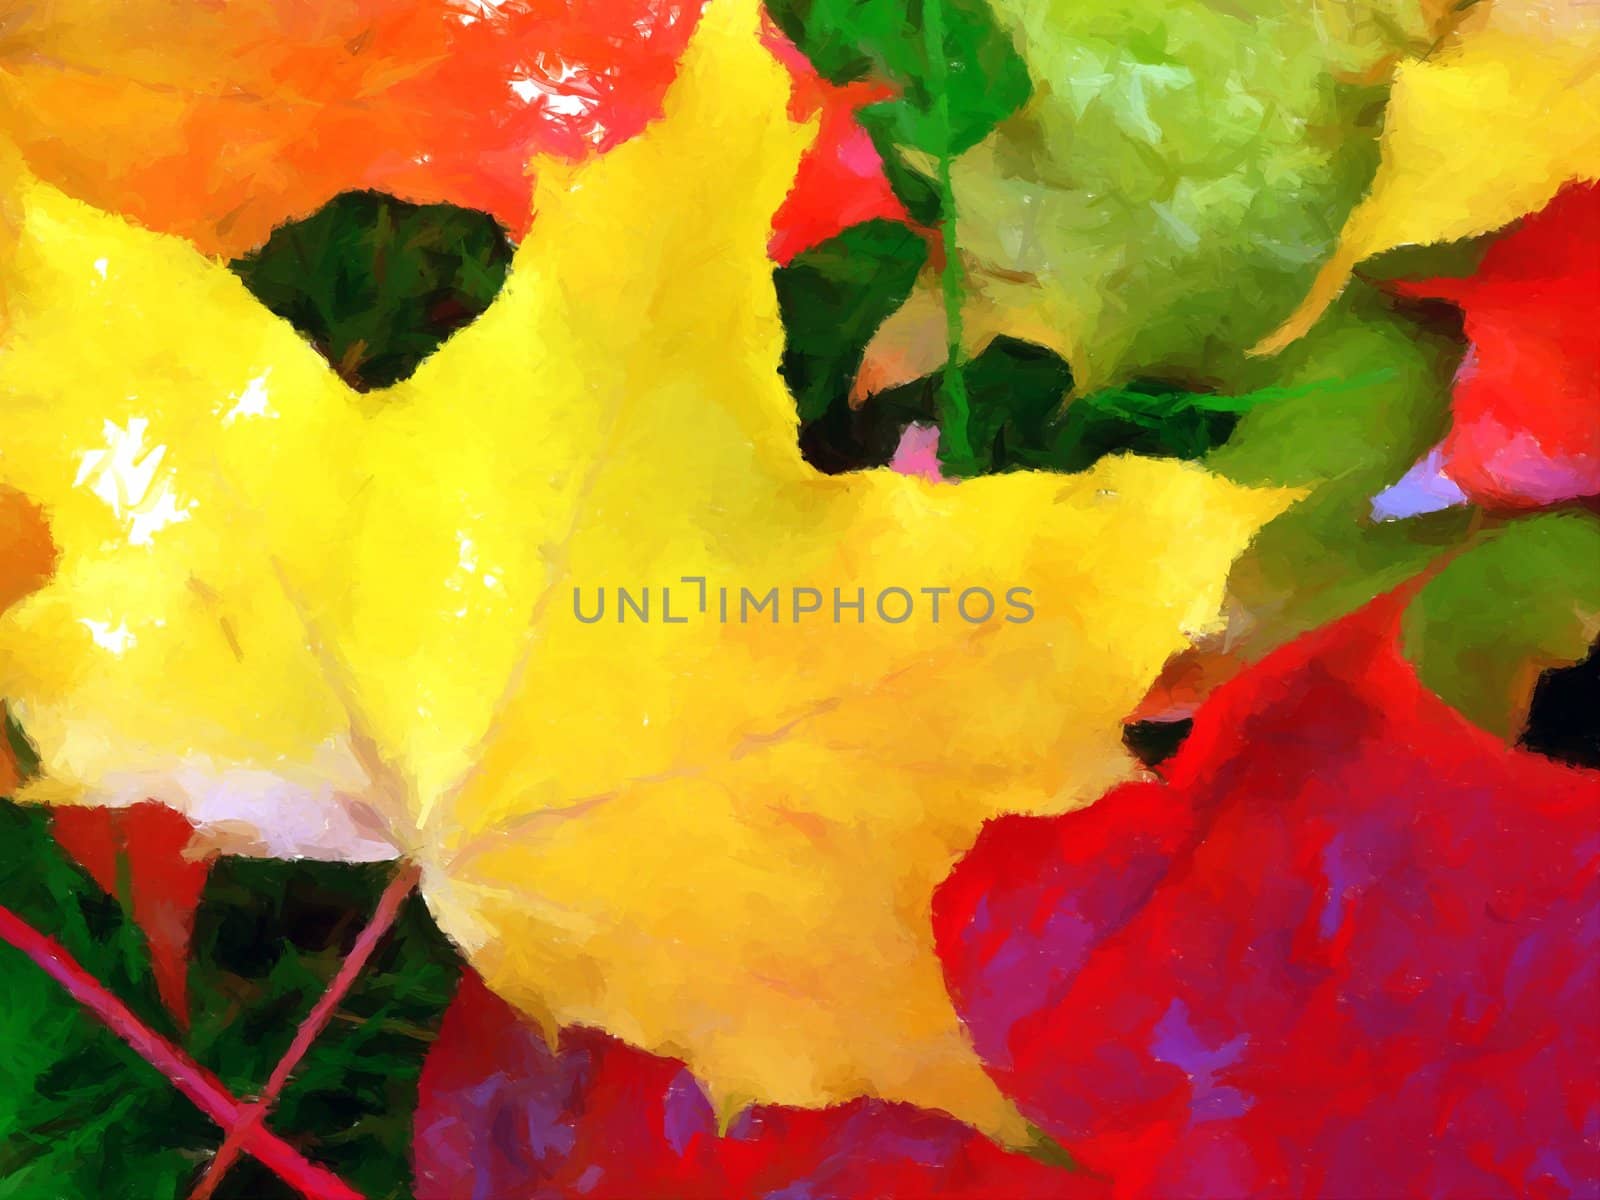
[0,0,1596,1197]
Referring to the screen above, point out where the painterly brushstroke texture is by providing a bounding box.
[414,971,1103,1198]
[936,597,1600,1196]
[0,0,1289,1140]
[1388,183,1600,509]
[0,0,1594,1191]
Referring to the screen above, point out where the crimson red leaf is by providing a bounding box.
[413,971,719,1199]
[1391,183,1600,509]
[717,1101,1092,1200]
[414,971,1101,1199]
[50,804,213,1028]
[765,28,910,264]
[391,8,904,261]
[935,597,1600,1198]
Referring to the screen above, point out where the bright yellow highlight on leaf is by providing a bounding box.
[1257,0,1600,353]
[0,0,1291,1136]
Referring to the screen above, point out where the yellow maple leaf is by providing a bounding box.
[1256,0,1600,353]
[0,0,1291,1135]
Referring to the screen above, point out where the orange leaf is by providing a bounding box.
[1,0,701,256]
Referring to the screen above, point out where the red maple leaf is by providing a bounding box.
[1391,183,1600,510]
[764,27,910,264]
[413,971,1103,1198]
[934,597,1600,1197]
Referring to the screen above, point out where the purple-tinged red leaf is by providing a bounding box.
[935,597,1600,1198]
[414,971,1102,1199]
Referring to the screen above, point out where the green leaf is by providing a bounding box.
[960,338,1075,466]
[925,0,1437,389]
[1206,288,1475,656]
[1046,382,1239,472]
[860,116,946,224]
[186,861,461,1200]
[0,799,212,1199]
[0,790,461,1200]
[1403,511,1600,740]
[766,0,1032,157]
[229,192,514,392]
[867,336,1264,477]
[776,220,928,424]
[766,0,1031,474]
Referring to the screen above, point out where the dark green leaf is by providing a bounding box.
[1403,510,1600,740]
[1044,383,1238,474]
[1204,292,1474,656]
[777,219,928,424]
[766,0,1031,156]
[188,860,461,1200]
[0,800,213,1200]
[866,337,1259,477]
[230,193,514,392]
[861,116,946,224]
